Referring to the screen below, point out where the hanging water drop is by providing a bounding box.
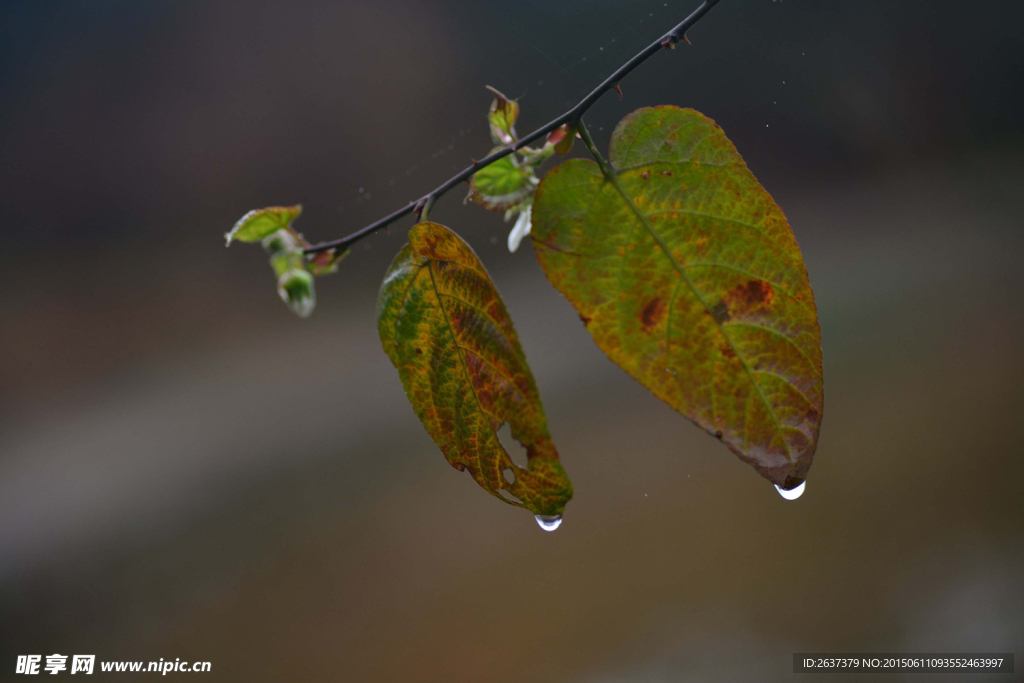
[774,480,806,500]
[534,514,563,532]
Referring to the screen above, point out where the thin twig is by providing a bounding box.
[304,0,723,254]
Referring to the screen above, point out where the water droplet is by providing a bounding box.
[775,480,806,500]
[535,514,562,531]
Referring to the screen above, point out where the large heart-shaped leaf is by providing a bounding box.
[377,222,572,516]
[531,106,823,488]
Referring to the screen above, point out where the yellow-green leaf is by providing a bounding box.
[225,205,302,245]
[531,107,823,489]
[377,222,572,516]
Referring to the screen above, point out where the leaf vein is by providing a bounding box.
[603,168,795,464]
[723,320,822,379]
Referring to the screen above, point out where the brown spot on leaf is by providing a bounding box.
[735,280,774,306]
[641,171,651,180]
[415,348,423,355]
[715,430,723,439]
[720,280,775,319]
[579,312,592,327]
[660,170,673,177]
[640,297,665,330]
[806,407,820,422]
[719,342,736,359]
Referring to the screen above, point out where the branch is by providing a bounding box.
[304,0,723,254]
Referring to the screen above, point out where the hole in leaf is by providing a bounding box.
[502,467,516,485]
[498,489,522,505]
[496,422,528,469]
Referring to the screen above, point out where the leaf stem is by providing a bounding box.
[304,0,723,254]
[418,195,436,222]
[575,119,614,178]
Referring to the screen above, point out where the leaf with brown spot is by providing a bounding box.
[531,106,823,488]
[377,222,572,516]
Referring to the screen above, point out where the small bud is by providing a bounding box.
[307,247,347,276]
[613,84,623,100]
[277,269,315,318]
[262,228,301,256]
[547,124,575,156]
[485,85,519,146]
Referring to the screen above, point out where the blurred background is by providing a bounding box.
[1,0,1022,680]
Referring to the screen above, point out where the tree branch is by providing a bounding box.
[304,0,723,254]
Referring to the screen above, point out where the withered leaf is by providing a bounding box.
[378,222,572,515]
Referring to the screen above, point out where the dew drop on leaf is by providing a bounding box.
[775,480,806,501]
[535,514,563,532]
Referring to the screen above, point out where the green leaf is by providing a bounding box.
[468,150,534,212]
[531,107,823,488]
[377,221,573,516]
[277,268,315,318]
[262,229,316,317]
[263,230,306,276]
[225,205,302,245]
[486,85,519,146]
